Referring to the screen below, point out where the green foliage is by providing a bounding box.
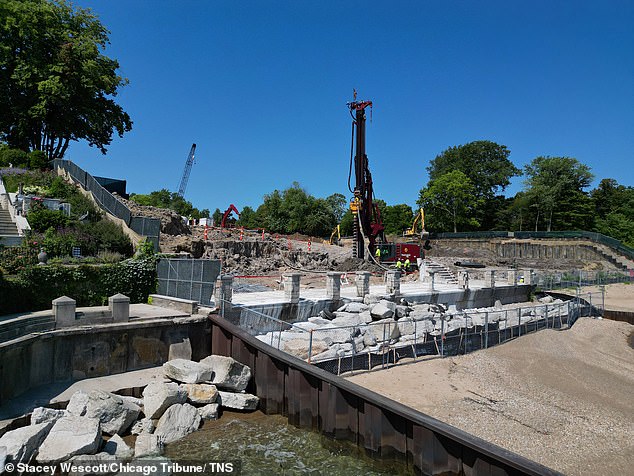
[0,147,28,168]
[418,170,483,232]
[339,210,353,236]
[0,242,38,274]
[135,238,156,259]
[0,258,157,314]
[523,156,594,231]
[28,150,48,169]
[0,0,132,159]
[383,204,414,236]
[236,206,257,229]
[129,189,209,219]
[1,169,54,192]
[212,208,223,226]
[26,200,69,232]
[428,141,520,200]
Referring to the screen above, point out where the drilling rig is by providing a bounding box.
[347,95,385,260]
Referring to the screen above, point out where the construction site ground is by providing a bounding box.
[347,314,634,476]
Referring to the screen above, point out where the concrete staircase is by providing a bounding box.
[422,259,459,285]
[0,203,19,237]
[588,243,634,271]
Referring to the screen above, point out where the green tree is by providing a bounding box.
[591,179,634,245]
[237,206,257,229]
[129,189,208,219]
[212,208,223,226]
[523,156,594,231]
[0,0,132,159]
[383,204,414,235]
[417,170,482,232]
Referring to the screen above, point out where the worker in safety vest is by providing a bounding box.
[404,258,411,272]
[375,247,381,260]
[396,259,402,270]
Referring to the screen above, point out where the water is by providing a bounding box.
[165,411,411,475]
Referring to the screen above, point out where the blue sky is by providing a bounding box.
[68,0,634,214]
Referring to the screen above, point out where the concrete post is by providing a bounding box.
[52,296,76,327]
[355,271,371,298]
[507,269,517,285]
[484,270,496,288]
[215,275,234,315]
[386,270,401,296]
[523,269,534,285]
[108,293,130,322]
[283,273,301,304]
[458,271,470,289]
[326,272,342,301]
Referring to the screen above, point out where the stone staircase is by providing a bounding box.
[588,243,634,271]
[0,202,19,237]
[422,259,459,285]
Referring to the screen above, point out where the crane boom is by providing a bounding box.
[177,143,197,198]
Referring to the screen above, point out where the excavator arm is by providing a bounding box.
[220,204,240,228]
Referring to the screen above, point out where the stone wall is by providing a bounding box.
[0,317,211,405]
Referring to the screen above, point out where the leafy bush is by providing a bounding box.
[26,202,69,232]
[0,148,28,168]
[0,242,39,274]
[28,150,49,170]
[1,169,55,192]
[83,220,133,256]
[0,258,157,314]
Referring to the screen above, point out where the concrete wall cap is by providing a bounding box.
[109,293,130,302]
[52,296,76,305]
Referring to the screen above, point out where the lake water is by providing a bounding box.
[165,410,411,475]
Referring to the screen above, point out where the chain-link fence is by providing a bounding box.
[218,293,603,375]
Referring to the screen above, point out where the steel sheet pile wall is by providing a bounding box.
[208,315,561,476]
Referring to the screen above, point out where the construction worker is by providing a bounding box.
[375,247,381,261]
[396,259,402,270]
[404,258,411,272]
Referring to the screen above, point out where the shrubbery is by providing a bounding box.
[0,258,157,314]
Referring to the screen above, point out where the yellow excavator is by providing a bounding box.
[403,208,428,239]
[324,225,341,245]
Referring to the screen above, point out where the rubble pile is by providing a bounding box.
[0,356,257,464]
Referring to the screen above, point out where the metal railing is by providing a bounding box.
[534,271,632,290]
[218,295,601,376]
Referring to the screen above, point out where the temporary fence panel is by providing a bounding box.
[157,258,221,305]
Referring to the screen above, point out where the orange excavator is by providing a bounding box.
[220,204,240,228]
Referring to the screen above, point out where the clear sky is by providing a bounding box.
[67,0,634,214]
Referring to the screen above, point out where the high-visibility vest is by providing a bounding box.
[375,248,381,257]
[396,261,402,269]
[404,259,410,267]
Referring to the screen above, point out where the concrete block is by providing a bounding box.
[108,293,130,322]
[215,275,234,315]
[484,270,496,288]
[326,272,342,300]
[52,296,76,328]
[355,271,371,298]
[149,295,198,315]
[507,269,517,285]
[458,271,470,289]
[283,273,301,304]
[522,270,534,285]
[385,270,401,296]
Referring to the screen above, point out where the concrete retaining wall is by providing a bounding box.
[0,317,210,405]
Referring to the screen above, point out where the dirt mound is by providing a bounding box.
[114,195,190,236]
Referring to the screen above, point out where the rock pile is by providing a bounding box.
[256,297,569,361]
[0,356,258,465]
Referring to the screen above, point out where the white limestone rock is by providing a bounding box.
[134,433,163,458]
[362,330,377,347]
[363,294,381,305]
[66,390,141,435]
[179,383,218,404]
[142,382,187,419]
[358,311,373,323]
[199,355,252,392]
[311,347,340,362]
[67,453,118,476]
[366,318,400,342]
[370,302,394,320]
[307,316,332,326]
[0,421,53,464]
[36,416,101,464]
[291,321,321,332]
[313,325,353,344]
[163,359,212,384]
[218,391,259,411]
[343,302,369,313]
[131,418,155,435]
[197,403,219,421]
[283,338,329,360]
[395,305,409,318]
[103,434,134,460]
[331,313,364,328]
[31,407,67,425]
[154,403,201,444]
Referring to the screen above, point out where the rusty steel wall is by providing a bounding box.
[208,314,562,476]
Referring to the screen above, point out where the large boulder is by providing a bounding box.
[342,302,369,313]
[131,418,155,436]
[218,391,259,411]
[154,403,201,444]
[31,407,67,425]
[365,318,400,342]
[67,453,117,476]
[197,403,219,421]
[66,390,141,435]
[370,302,394,320]
[179,383,218,404]
[36,416,101,464]
[312,325,353,344]
[331,313,364,328]
[163,359,212,384]
[199,355,251,392]
[283,338,329,360]
[142,382,188,419]
[103,434,134,460]
[0,421,53,464]
[134,433,163,458]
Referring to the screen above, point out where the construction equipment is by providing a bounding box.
[403,208,429,238]
[177,143,197,198]
[324,225,341,245]
[220,204,240,228]
[347,95,385,259]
